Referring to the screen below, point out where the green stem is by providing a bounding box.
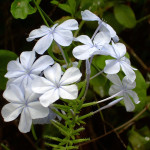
[74,20,85,37]
[77,60,82,68]
[33,0,49,26]
[137,14,150,23]
[31,124,38,140]
[1,143,10,150]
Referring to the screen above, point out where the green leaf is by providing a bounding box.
[51,0,72,14]
[133,70,147,112]
[114,4,136,28]
[68,0,76,15]
[11,0,36,19]
[0,50,17,90]
[128,127,150,150]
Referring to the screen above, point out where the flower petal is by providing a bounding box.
[56,19,78,30]
[112,42,126,58]
[33,34,53,54]
[18,108,32,133]
[39,89,59,107]
[120,61,136,83]
[3,84,24,103]
[53,29,73,46]
[1,103,23,122]
[127,90,140,104]
[109,85,123,96]
[74,35,93,46]
[28,101,49,119]
[59,85,78,99]
[107,74,122,86]
[26,25,50,42]
[122,76,136,89]
[104,60,120,74]
[60,67,82,85]
[93,32,111,47]
[81,10,101,23]
[20,51,36,69]
[5,61,25,78]
[44,63,61,85]
[73,45,91,60]
[124,95,135,112]
[31,55,54,74]
[32,77,54,94]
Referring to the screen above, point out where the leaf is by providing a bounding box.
[114,4,136,28]
[68,0,76,15]
[0,50,17,90]
[11,0,36,19]
[128,127,150,150]
[51,0,72,14]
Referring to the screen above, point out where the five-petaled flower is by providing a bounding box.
[102,42,136,82]
[73,32,111,60]
[31,63,82,107]
[5,51,54,88]
[81,10,119,42]
[107,74,140,112]
[1,84,49,133]
[27,19,78,54]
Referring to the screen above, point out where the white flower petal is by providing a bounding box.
[60,67,82,85]
[18,108,32,133]
[31,55,54,74]
[5,61,25,78]
[73,45,91,60]
[28,101,49,119]
[33,34,53,54]
[122,76,136,89]
[56,19,78,30]
[53,29,73,46]
[107,74,122,86]
[127,90,140,104]
[93,32,111,47]
[81,10,101,23]
[33,108,56,124]
[124,95,135,112]
[26,25,50,42]
[109,85,123,96]
[3,84,24,103]
[32,77,54,94]
[39,89,59,107]
[74,35,93,46]
[44,63,61,85]
[112,42,126,58]
[59,85,78,99]
[120,61,136,82]
[20,51,36,69]
[104,60,120,74]
[1,103,23,122]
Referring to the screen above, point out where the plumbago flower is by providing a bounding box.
[102,42,136,82]
[27,19,78,54]
[31,63,82,107]
[5,51,54,87]
[1,84,49,133]
[107,74,140,112]
[73,31,111,60]
[81,10,119,42]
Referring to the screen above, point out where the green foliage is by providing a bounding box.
[0,50,17,90]
[114,4,136,28]
[11,0,36,19]
[128,126,150,150]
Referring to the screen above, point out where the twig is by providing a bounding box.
[78,103,150,147]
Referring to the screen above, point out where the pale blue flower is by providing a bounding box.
[27,19,78,54]
[1,84,49,133]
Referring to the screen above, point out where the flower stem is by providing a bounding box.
[90,70,104,80]
[74,20,85,37]
[33,0,49,27]
[55,42,69,66]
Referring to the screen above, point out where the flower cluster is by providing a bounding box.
[1,10,139,133]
